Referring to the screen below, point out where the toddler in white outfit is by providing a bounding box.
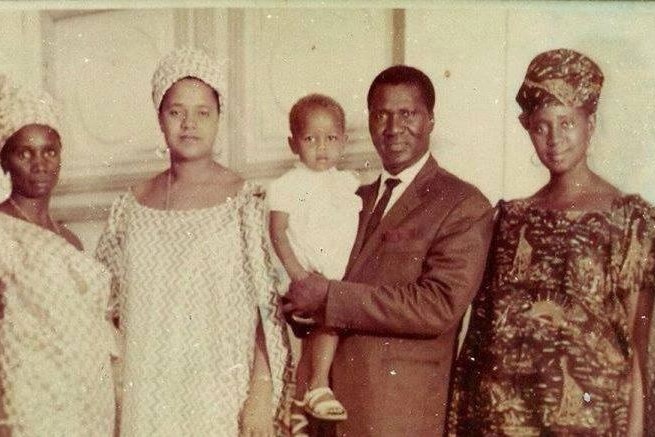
[267,94,360,430]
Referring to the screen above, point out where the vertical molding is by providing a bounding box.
[21,11,45,90]
[501,7,510,199]
[226,8,245,172]
[39,12,54,92]
[173,9,192,47]
[192,8,216,55]
[392,8,405,65]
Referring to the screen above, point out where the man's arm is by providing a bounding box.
[323,194,493,338]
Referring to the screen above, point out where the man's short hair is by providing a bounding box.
[289,93,346,137]
[367,65,435,112]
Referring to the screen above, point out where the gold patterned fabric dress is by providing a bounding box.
[0,213,117,436]
[95,182,293,436]
[448,195,655,436]
[649,301,655,437]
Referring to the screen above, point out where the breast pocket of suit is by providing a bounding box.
[379,228,429,281]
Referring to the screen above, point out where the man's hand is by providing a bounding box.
[282,272,329,320]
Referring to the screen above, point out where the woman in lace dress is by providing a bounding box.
[96,48,292,437]
[0,81,116,435]
[448,49,655,436]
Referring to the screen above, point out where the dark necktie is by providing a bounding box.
[362,177,401,244]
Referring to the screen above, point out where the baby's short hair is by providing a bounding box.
[289,94,346,137]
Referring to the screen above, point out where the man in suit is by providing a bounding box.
[283,65,494,436]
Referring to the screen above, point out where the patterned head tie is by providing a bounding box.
[151,47,224,111]
[0,80,62,152]
[516,48,604,121]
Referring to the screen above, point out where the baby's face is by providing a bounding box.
[290,107,346,171]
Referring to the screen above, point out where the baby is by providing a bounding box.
[267,94,360,430]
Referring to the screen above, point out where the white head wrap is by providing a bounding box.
[151,47,224,111]
[0,80,62,152]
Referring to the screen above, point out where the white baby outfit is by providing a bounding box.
[267,163,361,280]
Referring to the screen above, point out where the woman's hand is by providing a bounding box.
[239,379,274,437]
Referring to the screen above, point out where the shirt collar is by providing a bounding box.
[380,151,431,186]
[293,161,337,175]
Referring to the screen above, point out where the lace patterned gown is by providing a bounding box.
[0,214,116,436]
[96,182,292,437]
[448,195,655,436]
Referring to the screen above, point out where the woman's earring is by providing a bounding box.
[530,152,542,167]
[155,144,169,159]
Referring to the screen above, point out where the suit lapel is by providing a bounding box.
[343,179,380,277]
[345,157,440,279]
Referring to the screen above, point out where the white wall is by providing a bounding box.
[1,3,654,250]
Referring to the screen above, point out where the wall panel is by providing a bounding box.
[231,8,395,176]
[405,6,507,203]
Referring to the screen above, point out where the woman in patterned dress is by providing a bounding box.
[0,81,116,435]
[448,49,655,436]
[95,48,292,437]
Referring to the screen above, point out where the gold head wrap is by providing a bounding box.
[516,49,604,118]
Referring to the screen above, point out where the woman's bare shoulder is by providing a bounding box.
[211,165,245,196]
[58,225,84,251]
[131,172,167,204]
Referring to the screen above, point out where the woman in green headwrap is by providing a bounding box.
[448,49,655,436]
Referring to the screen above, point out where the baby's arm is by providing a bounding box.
[269,210,309,281]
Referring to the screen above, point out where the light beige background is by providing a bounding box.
[0,1,654,251]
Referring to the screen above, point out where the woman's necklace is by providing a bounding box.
[8,198,62,234]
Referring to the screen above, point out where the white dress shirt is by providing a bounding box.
[375,151,431,216]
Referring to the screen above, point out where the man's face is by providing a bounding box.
[368,84,434,175]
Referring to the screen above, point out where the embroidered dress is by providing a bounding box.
[267,164,361,280]
[448,195,655,436]
[649,303,655,436]
[0,214,116,436]
[96,182,292,437]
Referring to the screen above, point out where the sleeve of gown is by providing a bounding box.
[446,203,503,435]
[95,194,129,329]
[239,186,293,427]
[635,205,655,436]
[0,225,27,429]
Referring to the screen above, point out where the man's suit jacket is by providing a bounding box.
[323,156,493,437]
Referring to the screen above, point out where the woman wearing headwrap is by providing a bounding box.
[95,48,292,436]
[447,49,655,435]
[0,81,117,435]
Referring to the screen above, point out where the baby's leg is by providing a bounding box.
[308,328,339,390]
[302,329,347,421]
[295,339,311,399]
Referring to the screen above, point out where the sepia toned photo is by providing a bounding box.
[0,1,654,435]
